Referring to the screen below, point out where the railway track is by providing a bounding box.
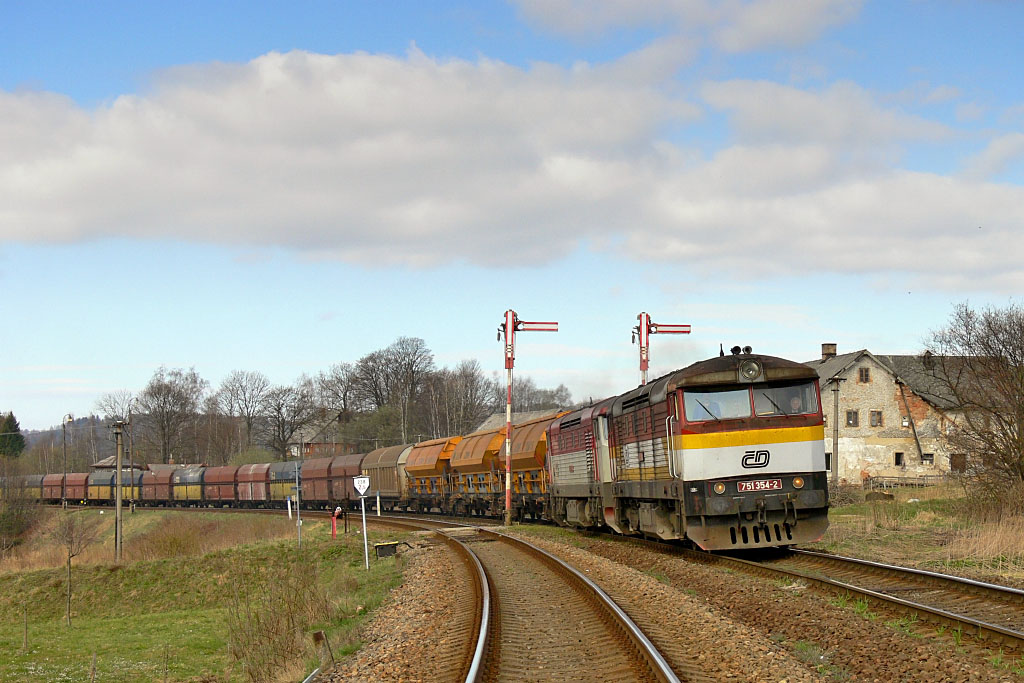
[762,548,1024,647]
[440,526,680,682]
[605,532,1024,651]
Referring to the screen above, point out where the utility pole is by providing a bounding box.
[127,400,135,511]
[497,309,558,526]
[632,312,691,385]
[61,414,73,508]
[113,421,125,562]
[830,377,845,490]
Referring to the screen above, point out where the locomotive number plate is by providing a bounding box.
[737,479,782,492]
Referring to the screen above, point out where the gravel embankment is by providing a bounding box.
[324,529,1022,682]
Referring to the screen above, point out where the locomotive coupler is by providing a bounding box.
[782,493,798,526]
[755,497,768,526]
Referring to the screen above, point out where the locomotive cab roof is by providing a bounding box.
[612,353,819,417]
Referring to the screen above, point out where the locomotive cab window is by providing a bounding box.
[753,381,818,416]
[683,388,751,421]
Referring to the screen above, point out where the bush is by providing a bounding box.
[225,552,333,682]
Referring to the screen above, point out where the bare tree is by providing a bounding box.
[260,378,319,459]
[51,510,101,627]
[137,367,208,464]
[220,370,270,449]
[927,302,1024,507]
[318,362,361,423]
[424,360,499,437]
[387,337,435,443]
[94,389,135,422]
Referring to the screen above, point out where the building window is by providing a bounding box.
[825,452,832,471]
[859,367,870,383]
[894,451,904,467]
[846,410,859,427]
[870,410,883,427]
[951,453,966,472]
[922,453,934,465]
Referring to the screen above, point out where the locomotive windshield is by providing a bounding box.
[683,388,751,421]
[683,380,819,422]
[753,380,818,416]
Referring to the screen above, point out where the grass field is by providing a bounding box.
[0,509,406,682]
[808,484,1024,585]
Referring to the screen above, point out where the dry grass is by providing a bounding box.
[815,484,1024,585]
[0,509,298,574]
[944,515,1024,579]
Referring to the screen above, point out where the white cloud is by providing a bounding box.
[2,49,1024,293]
[0,49,697,264]
[714,0,863,53]
[701,79,951,147]
[962,132,1024,179]
[512,0,863,51]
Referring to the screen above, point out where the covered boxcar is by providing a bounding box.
[361,444,412,511]
[405,436,461,512]
[141,467,175,504]
[329,453,366,508]
[22,474,44,500]
[42,474,64,502]
[237,463,270,506]
[88,471,115,504]
[65,473,89,502]
[203,465,239,505]
[171,466,204,504]
[299,457,333,506]
[268,461,298,505]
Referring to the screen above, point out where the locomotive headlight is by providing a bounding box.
[739,359,762,381]
[792,476,805,489]
[713,482,726,495]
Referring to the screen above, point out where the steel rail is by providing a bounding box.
[790,548,1024,600]
[433,531,491,683]
[683,549,1024,649]
[478,528,681,683]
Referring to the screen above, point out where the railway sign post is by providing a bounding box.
[354,476,370,570]
[497,310,558,526]
[633,312,691,385]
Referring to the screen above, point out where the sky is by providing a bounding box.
[2,0,1023,431]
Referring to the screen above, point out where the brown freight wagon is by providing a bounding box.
[141,467,175,504]
[329,453,367,509]
[65,473,89,502]
[42,474,64,502]
[237,463,271,507]
[203,465,239,505]
[361,444,413,511]
[300,457,333,506]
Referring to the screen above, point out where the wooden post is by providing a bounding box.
[90,652,97,682]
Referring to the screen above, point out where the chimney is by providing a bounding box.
[821,343,837,360]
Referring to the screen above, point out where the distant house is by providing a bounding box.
[805,344,962,486]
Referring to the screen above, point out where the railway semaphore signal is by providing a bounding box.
[632,312,691,385]
[497,310,558,526]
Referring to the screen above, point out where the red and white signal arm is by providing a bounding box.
[354,476,370,496]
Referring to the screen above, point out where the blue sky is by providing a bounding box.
[2,0,1022,430]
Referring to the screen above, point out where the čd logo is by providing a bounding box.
[742,449,770,468]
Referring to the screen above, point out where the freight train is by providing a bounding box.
[10,349,828,550]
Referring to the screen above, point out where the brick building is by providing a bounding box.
[805,344,962,486]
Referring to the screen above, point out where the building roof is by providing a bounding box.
[804,348,960,411]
